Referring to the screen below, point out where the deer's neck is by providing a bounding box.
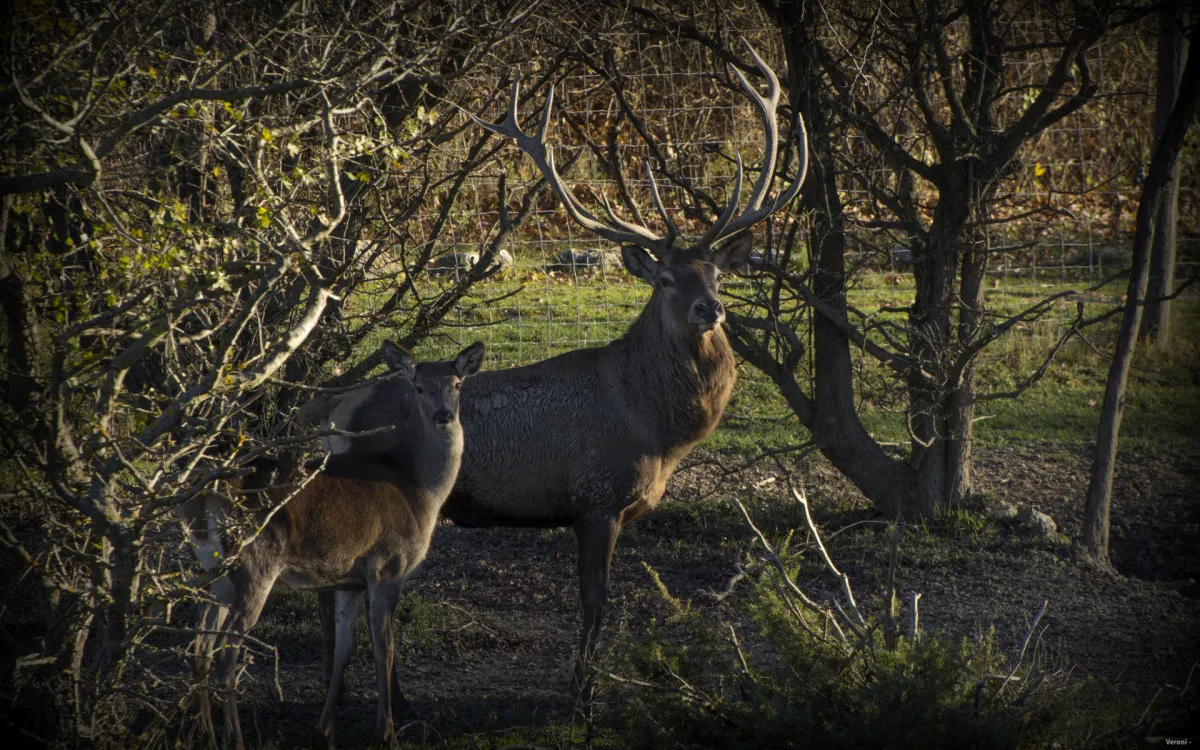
[390,414,463,523]
[620,306,737,450]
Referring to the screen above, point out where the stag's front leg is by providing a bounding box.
[572,514,621,700]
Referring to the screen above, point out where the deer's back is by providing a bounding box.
[326,333,735,527]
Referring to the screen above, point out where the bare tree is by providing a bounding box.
[709,0,1123,515]
[1082,23,1200,566]
[0,0,537,743]
[1140,5,1191,348]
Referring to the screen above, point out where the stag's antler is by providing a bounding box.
[471,75,670,257]
[696,39,809,250]
[472,39,808,259]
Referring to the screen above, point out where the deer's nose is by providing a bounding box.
[432,408,454,425]
[691,298,724,326]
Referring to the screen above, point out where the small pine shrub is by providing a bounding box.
[603,565,1152,749]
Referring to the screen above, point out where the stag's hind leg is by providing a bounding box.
[572,514,621,700]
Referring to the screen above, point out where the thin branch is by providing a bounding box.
[731,497,846,643]
[982,599,1048,711]
[787,478,866,632]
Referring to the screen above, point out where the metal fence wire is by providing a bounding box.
[382,8,1193,382]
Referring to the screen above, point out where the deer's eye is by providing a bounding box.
[414,386,424,394]
[454,382,462,390]
[659,275,674,288]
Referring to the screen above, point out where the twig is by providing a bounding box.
[265,369,404,393]
[706,563,752,602]
[883,529,900,648]
[908,592,922,642]
[438,602,499,637]
[732,497,847,643]
[728,623,751,675]
[149,624,284,701]
[707,538,758,601]
[983,599,1048,711]
[605,671,690,695]
[787,478,867,633]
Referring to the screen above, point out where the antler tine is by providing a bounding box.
[597,189,665,248]
[703,39,809,247]
[472,72,665,255]
[470,73,527,140]
[731,41,780,213]
[645,162,679,249]
[695,151,744,251]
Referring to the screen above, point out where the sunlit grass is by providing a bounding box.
[338,263,1198,455]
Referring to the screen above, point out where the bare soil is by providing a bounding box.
[218,441,1200,747]
[2,442,1196,747]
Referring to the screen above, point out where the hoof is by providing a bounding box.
[389,668,417,721]
[392,691,418,722]
[313,724,335,749]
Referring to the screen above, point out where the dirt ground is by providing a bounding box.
[219,440,1200,747]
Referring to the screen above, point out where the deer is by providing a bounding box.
[305,40,808,696]
[177,341,485,748]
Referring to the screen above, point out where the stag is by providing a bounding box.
[179,342,484,747]
[309,41,807,693]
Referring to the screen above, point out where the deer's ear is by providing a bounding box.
[710,233,754,272]
[381,340,417,381]
[454,341,485,378]
[621,245,661,284]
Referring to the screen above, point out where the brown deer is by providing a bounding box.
[178,341,484,748]
[308,41,807,694]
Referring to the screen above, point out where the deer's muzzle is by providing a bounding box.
[689,298,725,330]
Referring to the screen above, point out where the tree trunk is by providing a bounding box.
[1141,8,1188,347]
[766,0,918,516]
[909,181,972,514]
[1083,41,1200,563]
[946,232,990,503]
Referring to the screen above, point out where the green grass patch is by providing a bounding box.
[339,264,1199,455]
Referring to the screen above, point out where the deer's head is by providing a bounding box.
[382,341,485,429]
[622,235,753,336]
[473,39,806,340]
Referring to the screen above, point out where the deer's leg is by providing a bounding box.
[572,514,621,699]
[195,577,232,748]
[367,581,402,743]
[318,590,335,686]
[316,589,364,745]
[317,590,343,690]
[320,588,372,704]
[215,568,277,750]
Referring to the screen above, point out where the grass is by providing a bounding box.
[346,259,1199,457]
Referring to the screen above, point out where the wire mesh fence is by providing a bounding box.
[373,6,1193,383]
